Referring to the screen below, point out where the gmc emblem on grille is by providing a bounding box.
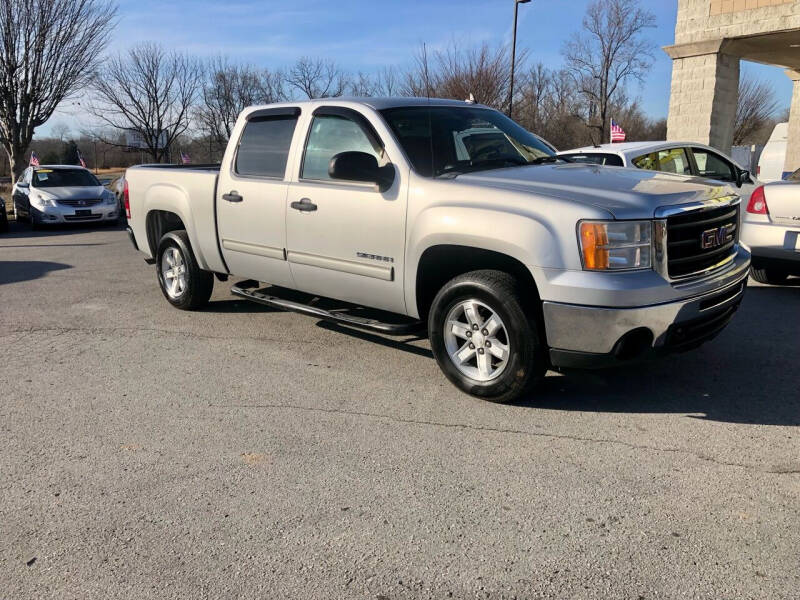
[700,225,729,249]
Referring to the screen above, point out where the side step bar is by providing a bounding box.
[231,280,423,336]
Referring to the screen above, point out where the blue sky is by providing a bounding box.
[44,0,793,136]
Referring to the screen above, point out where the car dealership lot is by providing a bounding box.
[1,223,799,599]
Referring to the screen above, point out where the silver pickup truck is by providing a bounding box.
[125,97,750,403]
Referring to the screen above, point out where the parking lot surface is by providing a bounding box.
[1,223,799,599]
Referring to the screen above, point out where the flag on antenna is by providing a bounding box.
[29,151,40,166]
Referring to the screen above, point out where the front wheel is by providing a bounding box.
[428,270,547,403]
[156,230,214,310]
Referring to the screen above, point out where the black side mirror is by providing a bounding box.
[734,167,745,188]
[17,182,29,189]
[329,151,394,192]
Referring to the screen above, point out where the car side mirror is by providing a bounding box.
[329,151,394,192]
[17,182,29,189]
[734,168,746,188]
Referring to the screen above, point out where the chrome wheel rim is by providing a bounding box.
[443,299,510,382]
[161,247,187,299]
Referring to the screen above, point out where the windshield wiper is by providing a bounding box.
[529,155,565,164]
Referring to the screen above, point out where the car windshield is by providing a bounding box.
[380,106,557,178]
[33,168,100,188]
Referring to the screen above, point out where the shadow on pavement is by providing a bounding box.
[201,299,281,314]
[518,285,800,426]
[0,260,72,285]
[1,220,127,240]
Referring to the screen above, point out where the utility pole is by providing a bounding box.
[507,0,531,119]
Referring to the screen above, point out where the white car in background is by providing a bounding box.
[742,168,800,284]
[558,141,759,202]
[12,165,119,228]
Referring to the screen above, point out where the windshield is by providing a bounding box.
[33,168,100,188]
[380,106,557,177]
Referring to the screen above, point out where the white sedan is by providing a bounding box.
[12,165,119,228]
[741,168,800,284]
[558,141,759,202]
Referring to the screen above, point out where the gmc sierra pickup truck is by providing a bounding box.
[125,97,750,403]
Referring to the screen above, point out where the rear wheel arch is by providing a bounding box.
[414,244,541,322]
[146,210,188,258]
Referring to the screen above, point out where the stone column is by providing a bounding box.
[664,41,740,154]
[784,70,800,177]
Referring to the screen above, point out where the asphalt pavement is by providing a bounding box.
[1,221,799,599]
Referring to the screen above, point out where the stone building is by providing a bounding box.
[665,0,800,175]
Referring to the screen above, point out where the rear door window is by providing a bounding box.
[235,115,299,178]
[656,148,692,175]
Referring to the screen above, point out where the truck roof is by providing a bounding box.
[244,96,484,113]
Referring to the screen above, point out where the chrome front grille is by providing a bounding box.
[660,200,740,279]
[57,198,103,207]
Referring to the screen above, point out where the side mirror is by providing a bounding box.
[17,182,29,190]
[329,151,394,192]
[734,167,748,188]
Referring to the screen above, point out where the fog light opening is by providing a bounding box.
[612,328,654,361]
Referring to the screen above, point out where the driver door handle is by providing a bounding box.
[222,191,243,203]
[290,198,317,212]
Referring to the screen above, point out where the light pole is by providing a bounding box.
[507,0,531,119]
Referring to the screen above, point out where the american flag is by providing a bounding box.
[29,151,40,166]
[77,150,87,168]
[180,151,191,164]
[610,119,626,143]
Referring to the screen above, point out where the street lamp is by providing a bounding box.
[507,0,531,119]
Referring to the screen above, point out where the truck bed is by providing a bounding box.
[125,164,226,273]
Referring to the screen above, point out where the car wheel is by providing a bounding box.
[156,230,214,310]
[0,210,8,233]
[749,266,788,285]
[29,211,40,230]
[428,269,547,403]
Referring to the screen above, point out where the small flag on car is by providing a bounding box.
[180,151,191,164]
[610,119,626,143]
[77,150,87,168]
[29,151,40,166]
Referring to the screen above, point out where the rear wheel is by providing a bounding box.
[749,266,788,285]
[428,270,546,403]
[156,230,214,310]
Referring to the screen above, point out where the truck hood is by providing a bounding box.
[457,163,737,219]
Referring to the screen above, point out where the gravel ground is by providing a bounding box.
[1,222,798,599]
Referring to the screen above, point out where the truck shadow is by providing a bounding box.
[519,285,800,426]
[0,260,72,285]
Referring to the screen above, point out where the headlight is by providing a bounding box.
[30,193,56,208]
[104,192,116,205]
[578,220,652,271]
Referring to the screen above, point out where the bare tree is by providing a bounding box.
[563,0,655,143]
[349,72,380,97]
[197,56,285,154]
[403,42,513,109]
[0,0,117,182]
[734,74,781,146]
[91,42,202,163]
[286,57,348,99]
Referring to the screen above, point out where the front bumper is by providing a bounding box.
[542,248,750,369]
[31,203,118,224]
[741,218,800,268]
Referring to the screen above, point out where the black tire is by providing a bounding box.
[156,230,214,310]
[29,210,40,230]
[0,212,8,233]
[428,269,547,403]
[749,266,788,285]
